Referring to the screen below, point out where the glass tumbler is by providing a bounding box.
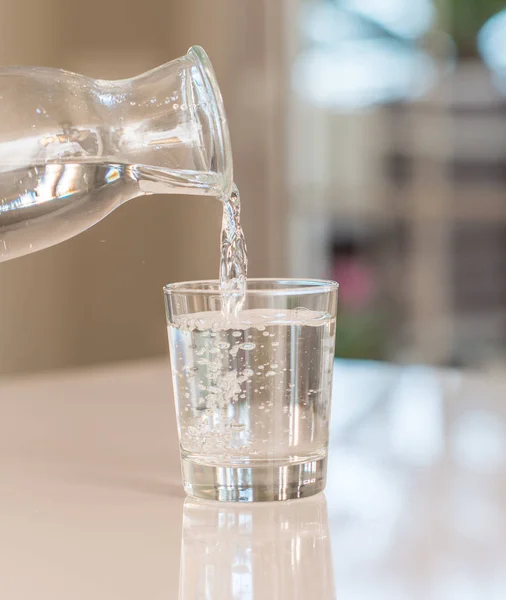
[164,279,338,501]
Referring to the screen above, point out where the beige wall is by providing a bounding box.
[0,0,286,374]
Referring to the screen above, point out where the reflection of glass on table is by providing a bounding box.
[180,494,335,600]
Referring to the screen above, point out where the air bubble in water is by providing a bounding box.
[239,342,256,351]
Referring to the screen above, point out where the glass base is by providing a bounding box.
[181,456,327,502]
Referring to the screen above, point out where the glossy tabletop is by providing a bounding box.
[1,359,505,599]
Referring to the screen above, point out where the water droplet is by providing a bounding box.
[218,341,230,349]
[36,108,42,114]
[256,325,266,331]
[265,371,276,377]
[173,103,179,109]
[262,331,270,337]
[272,342,279,347]
[130,101,136,106]
[232,331,242,338]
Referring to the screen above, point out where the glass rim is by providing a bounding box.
[163,278,339,296]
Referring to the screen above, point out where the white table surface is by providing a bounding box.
[1,358,506,599]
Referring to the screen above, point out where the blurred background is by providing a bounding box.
[2,0,506,374]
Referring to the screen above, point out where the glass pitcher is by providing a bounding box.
[0,46,232,261]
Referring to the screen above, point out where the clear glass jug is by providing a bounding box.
[0,46,232,261]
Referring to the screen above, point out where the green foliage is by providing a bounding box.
[436,0,506,56]
[334,311,389,360]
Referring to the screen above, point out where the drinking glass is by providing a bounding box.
[164,279,338,501]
